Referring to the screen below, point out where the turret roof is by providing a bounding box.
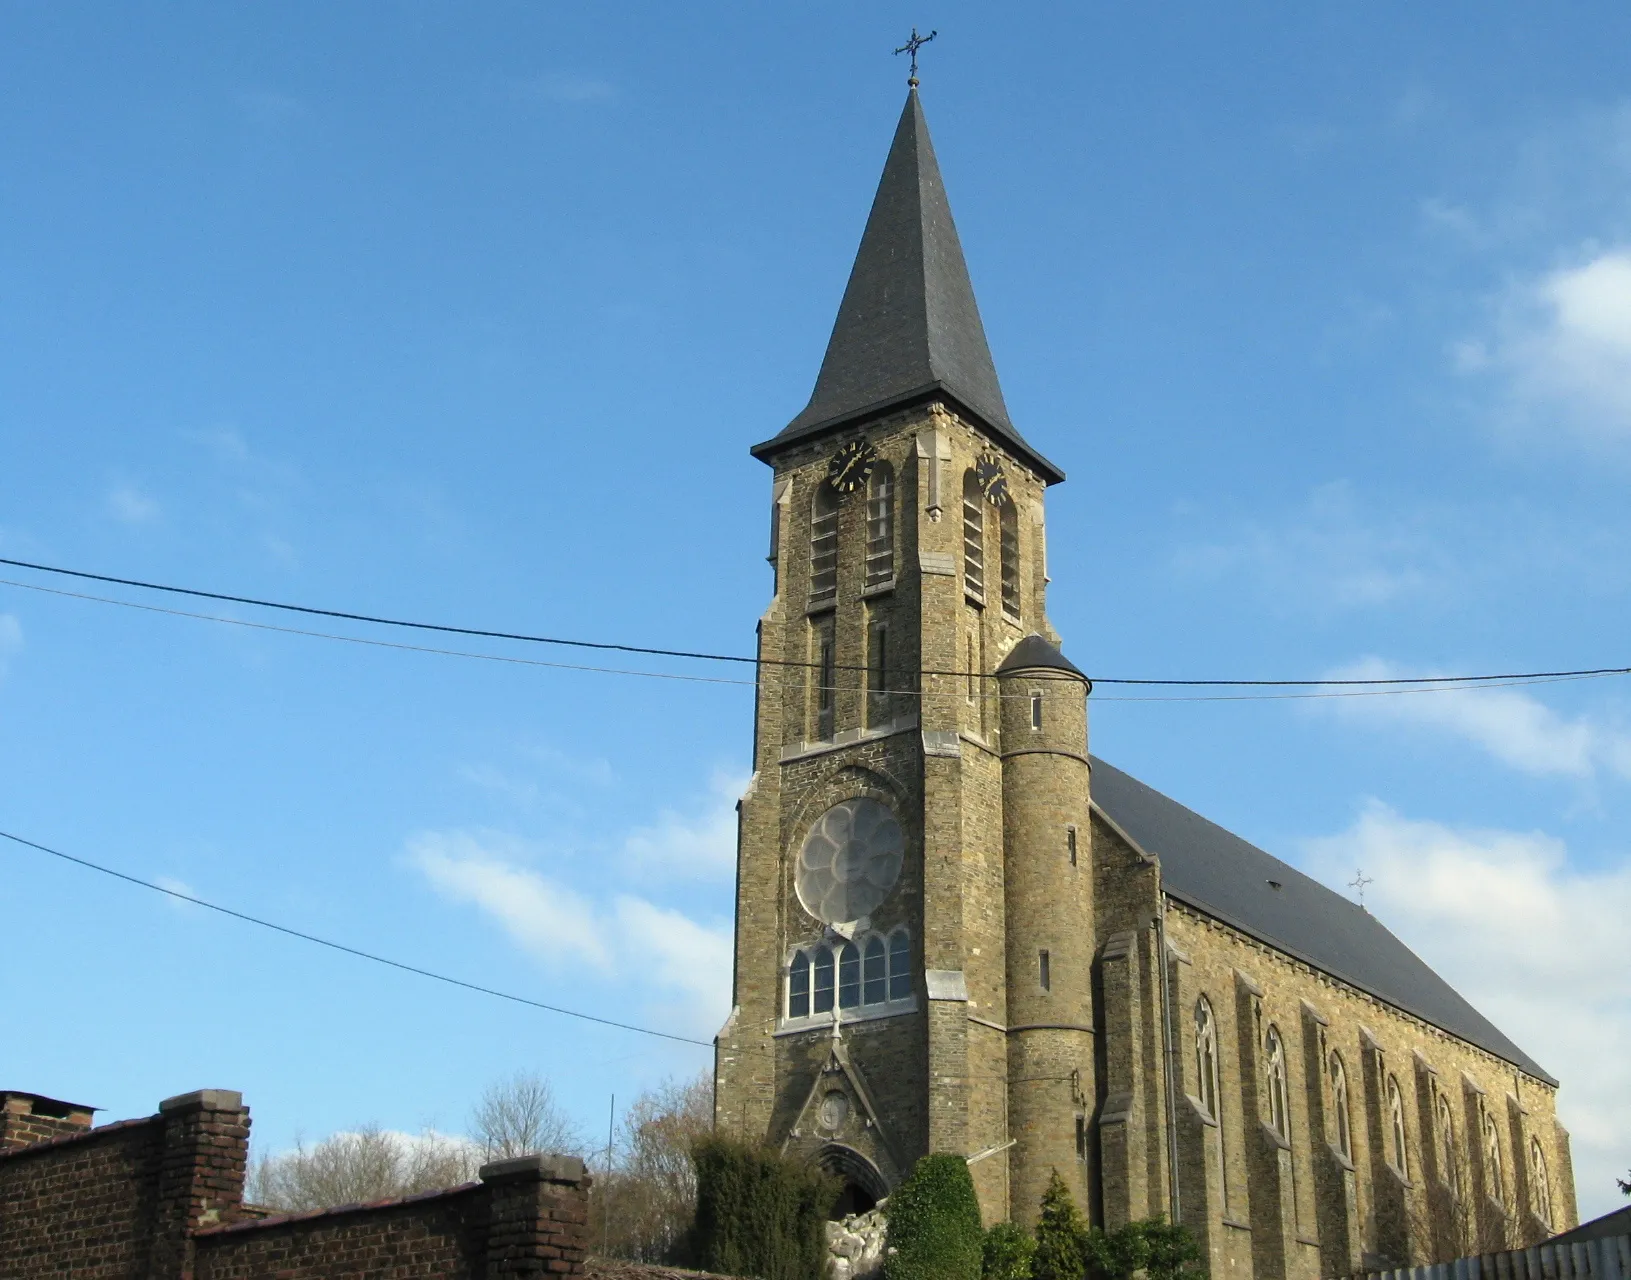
[752,90,1063,484]
[995,634,1087,679]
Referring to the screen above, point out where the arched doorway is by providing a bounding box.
[817,1143,889,1220]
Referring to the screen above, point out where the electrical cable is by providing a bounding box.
[0,827,713,1049]
[5,554,1629,689]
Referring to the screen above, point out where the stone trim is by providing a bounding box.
[999,746,1091,766]
[924,970,968,1001]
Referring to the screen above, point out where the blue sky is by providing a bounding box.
[3,2,1629,1220]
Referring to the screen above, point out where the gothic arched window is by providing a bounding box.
[1484,1111,1504,1204]
[1265,1026,1289,1139]
[1329,1052,1352,1159]
[812,945,835,1015]
[837,940,861,1009]
[788,950,810,1019]
[863,936,887,1005]
[810,482,839,606]
[1195,997,1220,1120]
[1437,1094,1460,1197]
[998,497,1020,620]
[962,470,984,601]
[888,928,912,1002]
[865,463,895,588]
[1387,1075,1409,1177]
[1530,1137,1552,1225]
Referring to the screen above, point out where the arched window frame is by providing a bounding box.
[810,482,839,606]
[1484,1111,1504,1204]
[1329,1051,1352,1159]
[1387,1075,1409,1178]
[785,927,916,1024]
[962,470,985,603]
[998,496,1020,620]
[864,463,895,588]
[1194,997,1220,1121]
[1529,1137,1551,1225]
[1437,1093,1460,1197]
[1265,1025,1289,1139]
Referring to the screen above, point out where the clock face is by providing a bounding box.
[975,451,1009,503]
[827,439,877,494]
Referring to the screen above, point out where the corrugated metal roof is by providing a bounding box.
[1090,757,1554,1084]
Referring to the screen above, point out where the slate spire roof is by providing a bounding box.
[753,89,1064,484]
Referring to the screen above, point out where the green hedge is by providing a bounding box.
[686,1136,839,1280]
[884,1153,985,1280]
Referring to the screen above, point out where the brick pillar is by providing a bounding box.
[481,1154,591,1278]
[151,1088,252,1280]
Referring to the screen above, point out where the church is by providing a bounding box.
[710,84,1578,1279]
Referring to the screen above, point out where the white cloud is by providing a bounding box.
[107,483,160,525]
[1304,805,1631,1218]
[621,771,746,880]
[0,614,22,677]
[408,829,731,1037]
[1321,658,1631,782]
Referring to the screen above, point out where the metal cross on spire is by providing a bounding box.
[894,26,937,87]
[1349,869,1374,910]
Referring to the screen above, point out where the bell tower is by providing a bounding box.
[714,86,1096,1227]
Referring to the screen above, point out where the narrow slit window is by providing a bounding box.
[1067,825,1078,867]
[813,945,835,1014]
[1039,949,1051,990]
[1030,691,1044,731]
[966,634,977,702]
[999,498,1020,619]
[962,471,984,601]
[810,483,839,605]
[1075,1116,1087,1160]
[864,463,895,587]
[867,622,888,727]
[838,941,861,1009]
[788,950,810,1019]
[863,936,887,1005]
[888,929,911,1001]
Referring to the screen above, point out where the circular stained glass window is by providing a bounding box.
[795,798,904,925]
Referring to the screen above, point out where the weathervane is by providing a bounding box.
[894,26,937,87]
[1349,869,1374,909]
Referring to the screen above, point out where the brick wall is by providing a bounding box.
[0,1088,594,1280]
[0,1090,96,1150]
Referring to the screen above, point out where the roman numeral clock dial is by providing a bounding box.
[827,439,877,493]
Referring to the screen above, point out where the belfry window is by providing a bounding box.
[1529,1137,1551,1226]
[1387,1075,1409,1177]
[867,621,888,727]
[865,463,895,587]
[785,928,915,1021]
[810,483,839,606]
[1438,1094,1460,1197]
[962,471,984,601]
[1329,1051,1351,1159]
[813,616,836,742]
[1195,997,1220,1120]
[1265,1025,1289,1139]
[999,498,1020,620]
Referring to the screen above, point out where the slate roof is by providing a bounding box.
[1089,757,1555,1084]
[996,634,1087,680]
[752,90,1064,484]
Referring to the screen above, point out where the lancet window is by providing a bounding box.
[1484,1111,1504,1203]
[998,497,1020,619]
[864,463,895,587]
[786,927,913,1022]
[1265,1025,1289,1138]
[1529,1137,1551,1225]
[810,482,839,606]
[1387,1075,1409,1177]
[1329,1052,1352,1159]
[1437,1094,1460,1197]
[1195,997,1220,1120]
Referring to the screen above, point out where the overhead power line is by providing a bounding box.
[0,826,712,1049]
[3,553,1629,690]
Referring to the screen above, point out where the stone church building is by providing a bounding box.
[711,87,1578,1279]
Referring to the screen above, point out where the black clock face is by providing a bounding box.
[827,439,877,493]
[975,452,1009,503]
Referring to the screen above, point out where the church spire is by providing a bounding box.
[753,89,1063,484]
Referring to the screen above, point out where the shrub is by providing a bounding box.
[1031,1170,1089,1280]
[1083,1217,1205,1280]
[983,1220,1037,1280]
[686,1136,838,1280]
[884,1153,984,1280]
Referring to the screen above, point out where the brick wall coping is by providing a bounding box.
[192,1180,484,1237]
[0,1113,156,1162]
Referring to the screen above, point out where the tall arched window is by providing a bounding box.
[1329,1052,1352,1159]
[1529,1137,1551,1225]
[812,945,835,1015]
[785,928,915,1021]
[1436,1094,1459,1196]
[788,950,810,1019]
[864,463,894,587]
[962,471,984,601]
[838,941,860,1009]
[863,936,887,1005]
[1195,997,1220,1120]
[998,497,1020,620]
[1484,1112,1504,1204]
[1265,1026,1289,1138]
[1387,1075,1409,1177]
[810,483,839,606]
[888,928,912,1001]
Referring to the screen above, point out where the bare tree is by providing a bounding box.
[589,1072,714,1263]
[470,1071,584,1161]
[248,1124,480,1212]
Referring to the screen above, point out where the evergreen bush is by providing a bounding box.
[883,1153,984,1280]
[1031,1170,1089,1280]
[686,1136,839,1280]
[1084,1216,1205,1280]
[982,1220,1037,1280]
